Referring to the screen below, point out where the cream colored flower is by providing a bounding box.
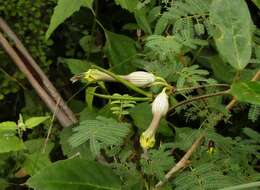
[140,88,169,149]
[122,71,155,87]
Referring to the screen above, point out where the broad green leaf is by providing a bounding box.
[0,135,25,153]
[129,102,172,136]
[114,0,138,12]
[46,0,93,40]
[0,121,17,132]
[104,30,137,74]
[61,58,91,75]
[230,81,260,105]
[25,139,54,154]
[252,0,260,9]
[79,35,101,53]
[210,0,252,70]
[25,116,50,129]
[69,116,130,156]
[27,158,122,190]
[22,153,52,176]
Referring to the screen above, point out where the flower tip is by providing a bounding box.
[140,132,156,149]
[70,73,85,83]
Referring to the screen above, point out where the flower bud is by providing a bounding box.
[152,88,169,117]
[122,71,155,87]
[70,69,114,83]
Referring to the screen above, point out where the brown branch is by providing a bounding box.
[155,135,205,189]
[0,32,71,127]
[0,17,77,124]
[226,70,260,111]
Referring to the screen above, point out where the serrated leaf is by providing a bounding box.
[0,121,17,132]
[26,158,122,190]
[104,30,137,74]
[230,81,260,105]
[69,116,130,155]
[25,116,50,129]
[0,135,25,153]
[46,0,93,40]
[210,0,252,70]
[61,58,91,75]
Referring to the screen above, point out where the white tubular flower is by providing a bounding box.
[151,88,169,117]
[140,88,169,149]
[122,71,155,87]
[70,69,115,83]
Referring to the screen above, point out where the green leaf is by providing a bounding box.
[60,127,95,160]
[230,81,260,105]
[0,121,17,132]
[114,0,138,12]
[104,30,137,74]
[25,139,54,154]
[26,158,122,190]
[0,135,25,153]
[252,0,260,9]
[69,116,130,156]
[129,102,172,136]
[46,0,93,40]
[210,0,252,70]
[61,58,91,75]
[134,9,152,34]
[140,143,175,180]
[25,116,50,129]
[23,153,52,176]
[85,86,97,111]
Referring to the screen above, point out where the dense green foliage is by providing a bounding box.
[0,0,260,190]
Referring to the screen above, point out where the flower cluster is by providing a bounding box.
[71,68,170,150]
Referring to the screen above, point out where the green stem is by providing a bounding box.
[168,90,230,113]
[88,92,151,101]
[218,181,260,190]
[91,65,152,97]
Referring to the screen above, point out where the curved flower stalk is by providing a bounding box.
[140,88,169,149]
[121,71,156,87]
[70,69,115,83]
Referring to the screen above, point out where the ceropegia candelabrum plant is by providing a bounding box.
[19,0,260,190]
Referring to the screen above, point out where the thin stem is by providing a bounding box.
[91,65,152,97]
[42,98,61,154]
[175,84,230,93]
[88,92,151,101]
[168,90,230,113]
